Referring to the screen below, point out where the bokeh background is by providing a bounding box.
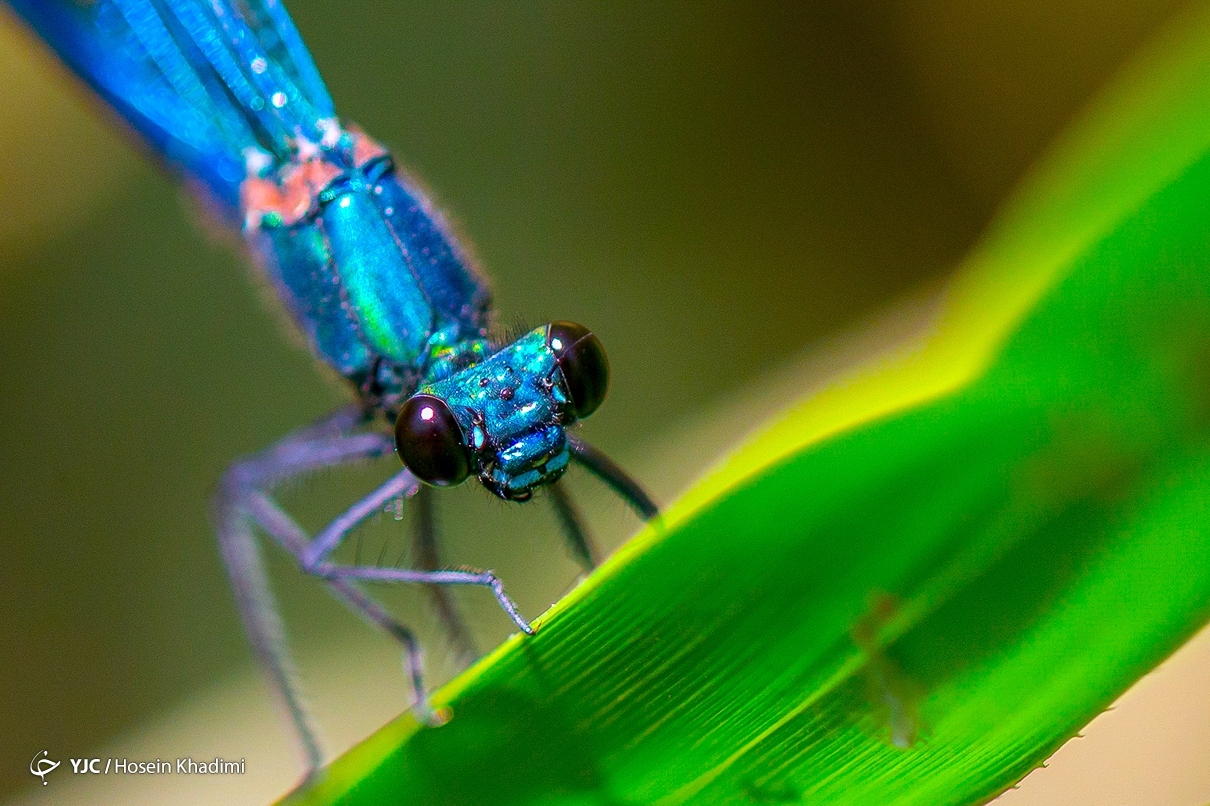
[1,1,1206,803]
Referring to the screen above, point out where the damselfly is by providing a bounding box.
[6,0,657,776]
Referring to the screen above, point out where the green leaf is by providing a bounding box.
[285,6,1210,805]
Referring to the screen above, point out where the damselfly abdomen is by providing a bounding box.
[6,0,656,776]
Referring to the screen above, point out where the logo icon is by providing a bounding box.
[29,751,60,785]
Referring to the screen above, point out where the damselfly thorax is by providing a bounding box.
[8,0,657,779]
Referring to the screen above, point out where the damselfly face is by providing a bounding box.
[395,322,609,500]
[9,0,657,775]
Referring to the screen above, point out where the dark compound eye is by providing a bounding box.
[395,394,472,486]
[548,321,609,419]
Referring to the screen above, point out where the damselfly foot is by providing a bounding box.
[215,403,654,776]
[12,0,658,778]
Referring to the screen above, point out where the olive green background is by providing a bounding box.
[0,1,1192,800]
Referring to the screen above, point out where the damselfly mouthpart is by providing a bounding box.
[5,0,657,777]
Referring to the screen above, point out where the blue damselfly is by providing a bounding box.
[6,0,657,777]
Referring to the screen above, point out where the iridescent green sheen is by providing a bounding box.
[252,218,372,376]
[420,327,572,499]
[320,186,433,365]
[11,0,653,784]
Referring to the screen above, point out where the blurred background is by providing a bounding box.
[1,1,1206,803]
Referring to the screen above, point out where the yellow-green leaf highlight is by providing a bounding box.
[285,5,1210,804]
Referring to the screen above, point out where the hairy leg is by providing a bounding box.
[410,484,480,670]
[566,434,660,521]
[214,411,648,776]
[213,405,395,775]
[547,480,599,570]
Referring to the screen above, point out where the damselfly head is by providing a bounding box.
[394,322,610,500]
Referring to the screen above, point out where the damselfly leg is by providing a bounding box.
[410,484,481,671]
[9,0,663,781]
[567,434,661,521]
[215,404,659,777]
[215,405,527,774]
[548,480,600,570]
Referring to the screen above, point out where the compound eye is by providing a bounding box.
[548,321,609,419]
[395,394,471,486]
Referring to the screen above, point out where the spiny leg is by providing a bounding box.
[215,503,323,775]
[548,479,599,571]
[566,434,660,521]
[241,486,433,718]
[245,462,529,708]
[214,406,426,775]
[330,579,430,718]
[410,484,481,671]
[216,414,629,777]
[296,471,534,635]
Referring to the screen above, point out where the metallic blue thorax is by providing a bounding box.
[9,0,582,496]
[246,144,492,400]
[10,0,654,776]
[8,0,493,405]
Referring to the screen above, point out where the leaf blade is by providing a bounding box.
[284,5,1210,804]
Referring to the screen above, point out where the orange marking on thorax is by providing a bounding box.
[241,156,342,229]
[347,126,388,168]
[240,128,391,230]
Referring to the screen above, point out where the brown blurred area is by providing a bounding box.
[0,1,1204,802]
